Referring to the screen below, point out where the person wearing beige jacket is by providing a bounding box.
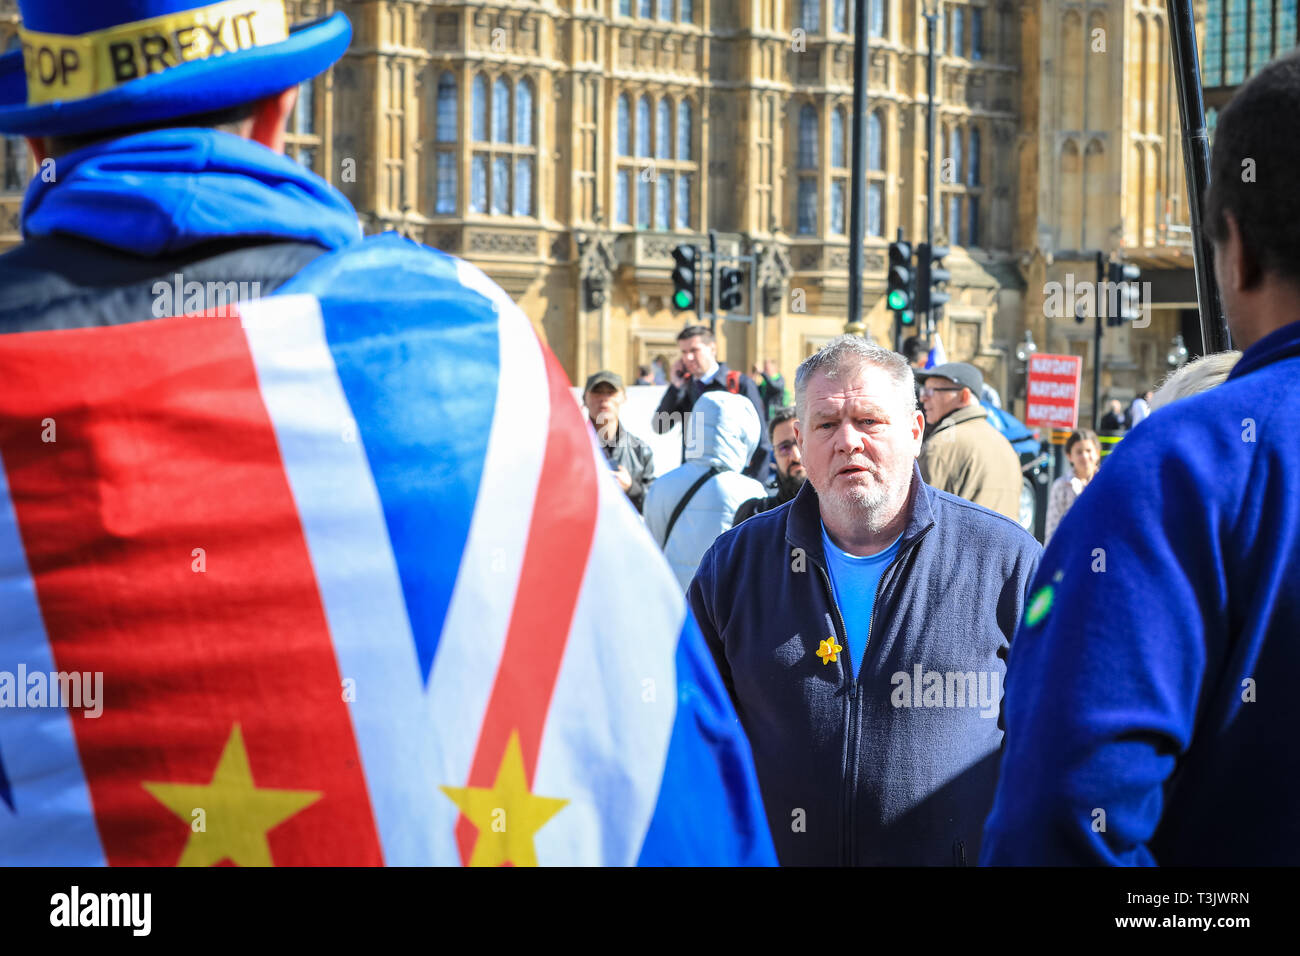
[915,363,1022,521]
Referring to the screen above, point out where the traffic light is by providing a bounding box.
[671,244,698,311]
[887,240,915,328]
[915,243,951,318]
[1106,261,1142,326]
[719,266,744,312]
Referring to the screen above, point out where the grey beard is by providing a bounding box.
[817,470,912,537]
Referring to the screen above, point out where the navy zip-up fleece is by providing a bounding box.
[688,463,1041,865]
[982,319,1300,866]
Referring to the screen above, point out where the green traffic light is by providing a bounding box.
[887,290,909,310]
[673,290,694,309]
[901,311,914,325]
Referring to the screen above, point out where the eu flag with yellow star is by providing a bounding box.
[0,237,776,866]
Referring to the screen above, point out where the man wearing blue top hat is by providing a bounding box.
[0,1,365,325]
[0,2,781,868]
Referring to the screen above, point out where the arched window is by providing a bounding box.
[677,100,692,160]
[968,127,981,185]
[681,0,694,23]
[492,77,510,142]
[949,127,963,182]
[436,72,457,143]
[514,156,533,216]
[434,153,456,214]
[831,108,846,167]
[870,0,885,37]
[798,104,818,169]
[492,156,510,214]
[801,0,820,34]
[618,95,631,156]
[471,156,487,213]
[656,98,671,159]
[867,110,883,171]
[515,78,533,145]
[472,74,488,141]
[867,182,883,236]
[658,0,672,20]
[833,0,847,33]
[637,96,652,156]
[617,170,631,224]
[639,0,652,17]
[797,179,817,234]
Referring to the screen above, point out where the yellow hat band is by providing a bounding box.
[17,0,289,107]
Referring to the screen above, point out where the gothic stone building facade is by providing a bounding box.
[0,0,1208,419]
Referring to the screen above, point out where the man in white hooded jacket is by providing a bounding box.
[645,392,767,590]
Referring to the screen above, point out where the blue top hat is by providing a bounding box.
[0,0,351,136]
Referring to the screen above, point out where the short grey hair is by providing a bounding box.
[794,335,917,423]
[1150,350,1242,412]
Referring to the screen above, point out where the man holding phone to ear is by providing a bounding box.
[653,325,772,483]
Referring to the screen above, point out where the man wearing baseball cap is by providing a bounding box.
[915,362,1021,521]
[583,370,655,512]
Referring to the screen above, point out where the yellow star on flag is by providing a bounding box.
[816,636,842,664]
[440,730,568,867]
[143,723,322,867]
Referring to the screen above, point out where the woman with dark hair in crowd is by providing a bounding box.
[1045,429,1100,543]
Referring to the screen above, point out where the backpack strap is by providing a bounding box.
[726,370,741,394]
[663,464,725,547]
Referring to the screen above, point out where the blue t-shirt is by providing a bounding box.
[820,522,903,676]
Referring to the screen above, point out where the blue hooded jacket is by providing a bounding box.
[982,319,1300,865]
[688,464,1041,865]
[21,127,361,255]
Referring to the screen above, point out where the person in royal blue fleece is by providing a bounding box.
[981,50,1300,867]
[689,336,1042,866]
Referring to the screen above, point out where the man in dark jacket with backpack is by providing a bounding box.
[689,336,1041,865]
[653,325,772,482]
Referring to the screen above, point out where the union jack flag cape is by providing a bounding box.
[0,236,776,866]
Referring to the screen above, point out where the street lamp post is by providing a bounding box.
[846,0,872,336]
[924,0,939,336]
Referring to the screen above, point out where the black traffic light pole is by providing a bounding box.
[887,229,914,352]
[846,0,871,333]
[672,239,759,325]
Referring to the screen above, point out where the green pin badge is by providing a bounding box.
[1024,570,1065,628]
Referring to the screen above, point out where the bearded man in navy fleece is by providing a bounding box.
[982,50,1300,866]
[687,336,1041,866]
